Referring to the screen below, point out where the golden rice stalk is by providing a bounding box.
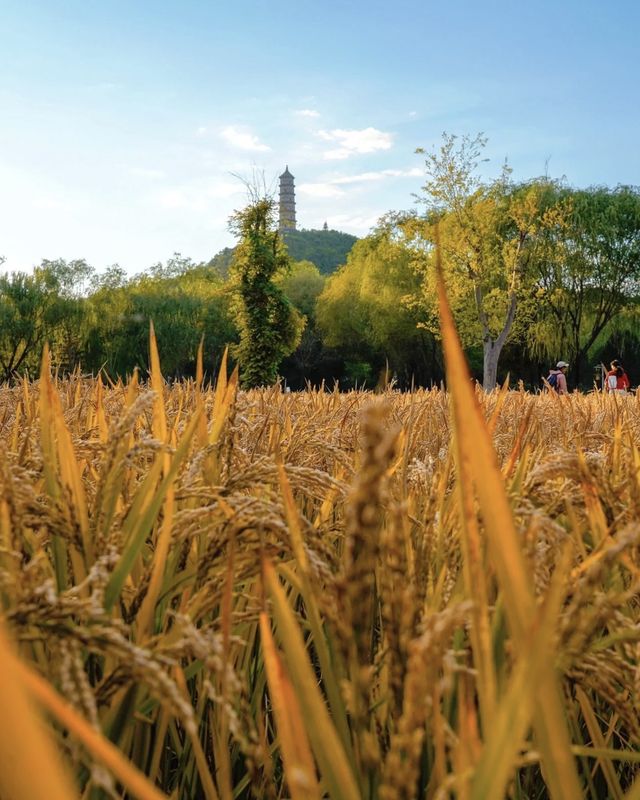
[259,612,320,800]
[575,687,625,800]
[20,662,169,800]
[277,463,353,757]
[136,321,176,638]
[263,559,360,800]
[39,343,91,589]
[470,544,574,799]
[0,618,78,800]
[204,349,238,485]
[103,405,202,611]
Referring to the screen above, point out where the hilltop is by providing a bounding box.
[281,228,358,274]
[207,227,358,277]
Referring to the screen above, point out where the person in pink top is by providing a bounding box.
[546,360,569,394]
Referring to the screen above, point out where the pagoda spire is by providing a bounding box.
[278,166,296,232]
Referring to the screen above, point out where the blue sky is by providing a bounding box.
[1,0,639,274]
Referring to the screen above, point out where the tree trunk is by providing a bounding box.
[480,290,517,391]
[483,339,501,391]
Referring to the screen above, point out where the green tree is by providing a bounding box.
[0,271,48,380]
[408,133,564,389]
[530,186,640,384]
[280,260,325,318]
[229,197,303,387]
[317,228,438,387]
[85,259,236,378]
[0,261,82,381]
[278,260,328,385]
[281,228,358,273]
[37,259,96,372]
[206,229,358,279]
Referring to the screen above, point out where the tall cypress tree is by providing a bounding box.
[229,196,303,387]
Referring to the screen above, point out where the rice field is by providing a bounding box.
[2,324,640,799]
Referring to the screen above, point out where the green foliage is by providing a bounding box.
[85,260,236,378]
[208,229,358,279]
[407,133,565,388]
[229,197,304,387]
[204,246,236,278]
[317,228,439,386]
[529,185,640,382]
[277,261,344,387]
[38,259,97,371]
[0,259,96,380]
[279,260,325,319]
[280,228,358,274]
[0,270,58,380]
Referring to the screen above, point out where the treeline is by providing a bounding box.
[0,243,430,388]
[0,254,232,383]
[2,136,640,389]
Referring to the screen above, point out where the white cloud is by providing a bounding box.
[293,169,422,197]
[297,182,345,198]
[195,126,208,137]
[295,109,320,118]
[330,167,423,185]
[328,213,382,233]
[317,127,394,160]
[219,125,270,152]
[409,111,417,117]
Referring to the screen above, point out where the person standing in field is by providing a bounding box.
[546,360,569,394]
[605,359,630,394]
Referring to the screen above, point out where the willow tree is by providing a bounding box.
[530,185,640,384]
[316,227,436,386]
[229,196,303,387]
[407,134,565,390]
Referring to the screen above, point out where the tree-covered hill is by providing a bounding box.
[205,247,235,277]
[206,228,358,277]
[281,228,358,274]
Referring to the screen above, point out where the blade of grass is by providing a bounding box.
[277,465,353,756]
[104,407,201,612]
[38,344,68,591]
[263,560,360,800]
[575,687,624,800]
[470,543,573,800]
[260,612,320,800]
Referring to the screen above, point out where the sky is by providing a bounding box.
[1,0,639,275]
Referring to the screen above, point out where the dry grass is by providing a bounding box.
[1,337,640,798]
